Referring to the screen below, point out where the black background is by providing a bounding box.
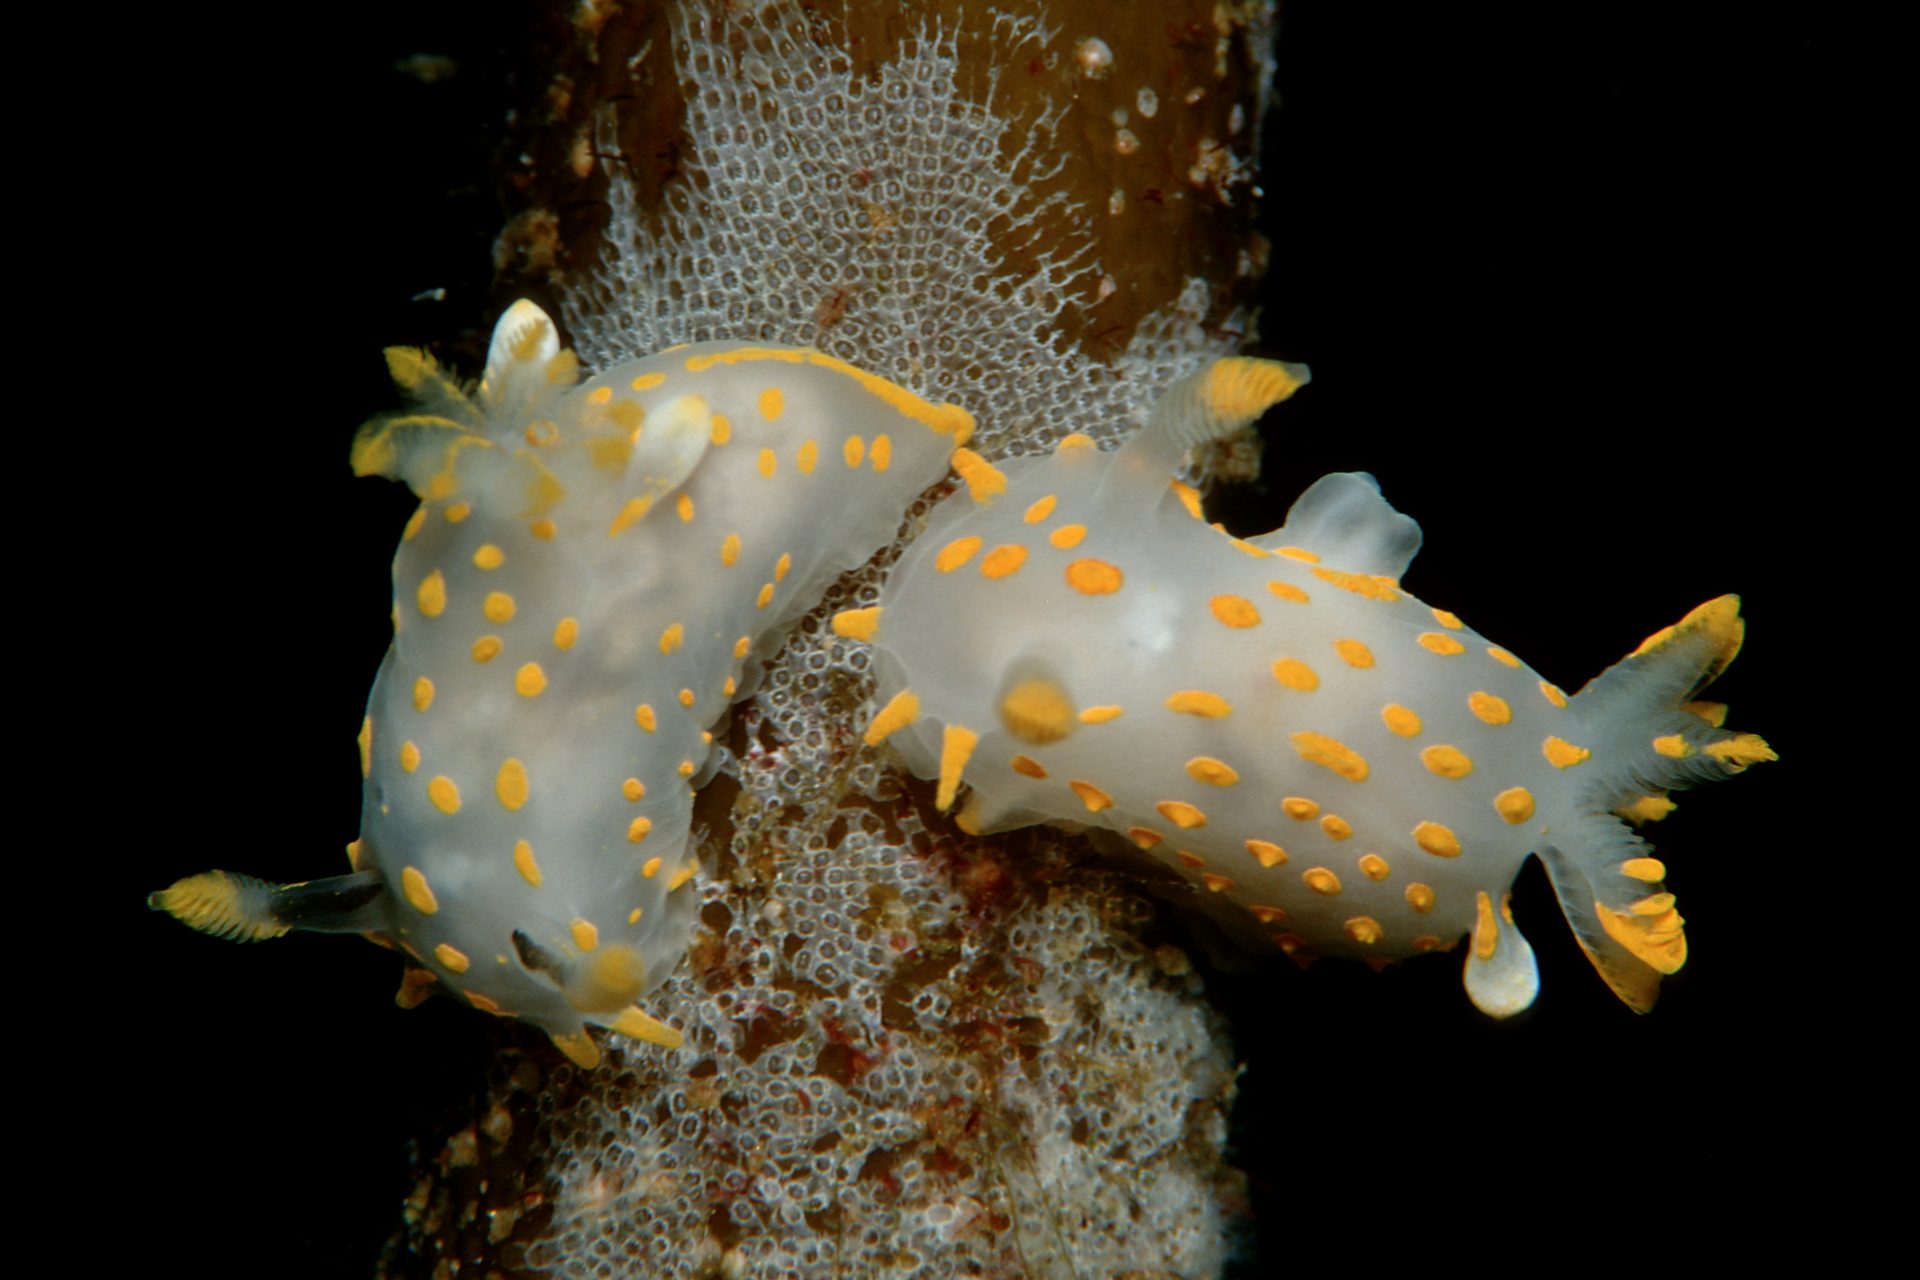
[95,3,1848,1275]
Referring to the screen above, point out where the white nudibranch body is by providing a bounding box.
[152,302,971,1066]
[152,315,1770,1050]
[842,358,1773,1017]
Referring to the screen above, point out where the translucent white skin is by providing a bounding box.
[356,306,970,1046]
[866,386,1765,1017]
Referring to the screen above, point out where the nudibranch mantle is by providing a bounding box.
[152,301,971,1066]
[845,357,1773,1016]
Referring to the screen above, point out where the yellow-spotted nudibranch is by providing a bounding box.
[840,357,1773,1016]
[151,301,972,1066]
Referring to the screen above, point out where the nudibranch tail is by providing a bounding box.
[1536,594,1775,1012]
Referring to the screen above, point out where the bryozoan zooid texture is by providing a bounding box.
[413,6,1276,1276]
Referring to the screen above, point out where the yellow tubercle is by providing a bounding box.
[832,607,883,641]
[936,724,979,810]
[613,1006,683,1049]
[951,447,1007,503]
[864,689,921,745]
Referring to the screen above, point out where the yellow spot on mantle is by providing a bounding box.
[1186,756,1239,786]
[1166,690,1231,718]
[1621,857,1667,882]
[1066,558,1123,594]
[428,775,461,814]
[1292,731,1368,782]
[1468,692,1511,725]
[1210,594,1261,628]
[1381,704,1421,737]
[1333,639,1374,668]
[401,865,439,915]
[936,536,982,573]
[981,544,1028,579]
[1420,745,1474,779]
[417,570,447,618]
[1312,567,1399,602]
[1267,579,1310,604]
[1271,658,1318,692]
[1069,779,1114,812]
[1494,787,1535,824]
[1344,916,1384,945]
[514,839,542,886]
[1156,799,1206,829]
[1543,736,1591,769]
[1246,839,1287,868]
[496,758,530,811]
[1413,821,1461,858]
[1303,867,1341,895]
